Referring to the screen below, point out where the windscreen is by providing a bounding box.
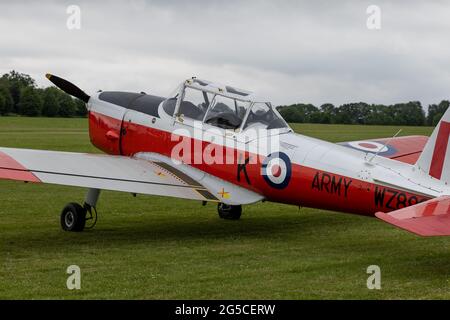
[204,95,250,130]
[244,103,288,130]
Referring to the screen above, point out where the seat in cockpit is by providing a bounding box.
[178,101,205,120]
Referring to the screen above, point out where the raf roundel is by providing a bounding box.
[346,141,397,156]
[261,152,292,189]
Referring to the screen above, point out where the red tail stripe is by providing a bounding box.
[429,121,450,179]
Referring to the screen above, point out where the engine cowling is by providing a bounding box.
[87,91,165,155]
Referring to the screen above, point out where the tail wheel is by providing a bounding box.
[60,202,86,232]
[218,203,242,220]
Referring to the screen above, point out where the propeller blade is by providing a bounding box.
[45,73,90,103]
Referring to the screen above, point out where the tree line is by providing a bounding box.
[1,70,449,125]
[277,100,450,126]
[0,71,86,117]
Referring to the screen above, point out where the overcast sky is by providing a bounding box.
[1,0,449,109]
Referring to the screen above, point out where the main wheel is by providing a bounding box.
[218,203,242,220]
[60,202,86,232]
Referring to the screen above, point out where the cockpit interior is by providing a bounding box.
[162,78,290,132]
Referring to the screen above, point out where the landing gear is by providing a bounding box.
[217,203,242,220]
[60,188,101,232]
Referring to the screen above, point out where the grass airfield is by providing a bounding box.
[1,117,450,299]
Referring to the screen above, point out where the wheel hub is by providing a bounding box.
[65,211,75,228]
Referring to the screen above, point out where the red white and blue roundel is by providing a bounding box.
[344,141,397,156]
[261,152,292,189]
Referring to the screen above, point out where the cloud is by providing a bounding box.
[0,0,449,108]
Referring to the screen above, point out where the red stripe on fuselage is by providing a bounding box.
[88,110,430,216]
[0,151,41,182]
[430,121,450,179]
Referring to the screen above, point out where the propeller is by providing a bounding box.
[45,73,90,103]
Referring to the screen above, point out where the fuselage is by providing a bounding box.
[87,90,445,217]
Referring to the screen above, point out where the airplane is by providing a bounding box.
[0,74,450,236]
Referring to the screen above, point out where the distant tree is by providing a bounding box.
[309,111,323,123]
[278,103,319,123]
[1,70,35,113]
[406,101,426,126]
[298,104,319,123]
[319,103,335,124]
[41,87,60,117]
[277,105,303,123]
[74,98,87,117]
[18,87,43,116]
[366,104,392,125]
[0,95,5,116]
[389,101,425,126]
[58,93,77,117]
[428,100,449,126]
[278,101,429,126]
[0,84,13,115]
[335,102,371,124]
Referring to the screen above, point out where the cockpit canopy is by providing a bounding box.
[162,78,290,132]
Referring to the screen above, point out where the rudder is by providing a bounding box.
[416,106,450,182]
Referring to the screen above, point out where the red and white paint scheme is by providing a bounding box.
[1,74,450,236]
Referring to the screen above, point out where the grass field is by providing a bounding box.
[1,117,450,300]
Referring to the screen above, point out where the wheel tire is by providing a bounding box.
[60,202,86,232]
[218,203,242,220]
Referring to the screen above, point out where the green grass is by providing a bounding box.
[1,117,449,300]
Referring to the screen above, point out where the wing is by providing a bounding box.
[0,147,263,205]
[339,135,428,164]
[375,196,450,236]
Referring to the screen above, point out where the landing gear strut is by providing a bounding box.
[60,188,101,232]
[217,203,242,220]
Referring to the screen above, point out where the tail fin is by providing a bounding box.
[416,107,450,183]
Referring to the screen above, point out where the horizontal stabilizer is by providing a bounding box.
[375,196,450,236]
[340,135,428,164]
